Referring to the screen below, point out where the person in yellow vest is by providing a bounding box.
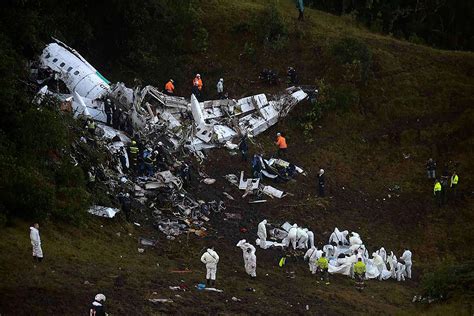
[353,258,366,291]
[128,141,139,171]
[317,253,330,285]
[433,179,442,207]
[450,171,459,198]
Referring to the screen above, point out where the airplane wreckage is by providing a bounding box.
[30,39,310,235]
[33,39,308,152]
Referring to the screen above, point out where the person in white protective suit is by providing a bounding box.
[236,240,257,278]
[257,219,268,249]
[377,247,387,262]
[396,261,407,281]
[287,224,298,250]
[349,232,363,246]
[372,252,385,280]
[329,228,349,246]
[323,244,335,258]
[304,246,322,274]
[305,229,315,249]
[30,223,43,262]
[296,227,309,249]
[400,249,412,279]
[387,251,397,279]
[201,247,220,287]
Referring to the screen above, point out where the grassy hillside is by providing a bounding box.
[0,0,473,315]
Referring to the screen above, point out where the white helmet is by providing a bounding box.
[196,73,201,77]
[319,169,325,175]
[219,78,224,82]
[95,294,106,302]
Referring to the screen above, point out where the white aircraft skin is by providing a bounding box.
[39,39,110,100]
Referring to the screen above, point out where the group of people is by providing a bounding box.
[427,158,460,206]
[163,74,226,101]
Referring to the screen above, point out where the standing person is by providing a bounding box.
[433,179,442,207]
[200,247,219,287]
[30,223,43,263]
[119,192,131,222]
[89,293,107,316]
[304,246,321,275]
[354,258,366,291]
[400,249,412,279]
[104,98,113,126]
[295,0,304,20]
[216,78,224,99]
[441,167,449,205]
[426,158,436,179]
[450,171,459,198]
[275,132,287,158]
[237,240,257,278]
[193,74,203,100]
[238,135,249,161]
[128,141,139,171]
[257,219,268,249]
[287,67,298,84]
[318,168,325,197]
[164,79,175,95]
[317,253,330,285]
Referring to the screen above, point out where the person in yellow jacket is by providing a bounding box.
[434,179,442,207]
[450,171,459,198]
[317,253,330,284]
[353,258,366,291]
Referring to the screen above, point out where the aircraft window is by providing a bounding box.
[67,67,73,72]
[52,58,58,63]
[60,62,65,67]
[74,71,80,75]
[45,53,51,59]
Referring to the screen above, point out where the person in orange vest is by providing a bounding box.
[192,74,203,100]
[164,79,175,95]
[275,132,287,158]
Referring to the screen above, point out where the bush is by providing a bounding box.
[254,1,288,50]
[331,37,372,84]
[422,261,474,299]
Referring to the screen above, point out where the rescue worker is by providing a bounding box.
[353,258,366,291]
[396,260,407,282]
[295,0,304,20]
[296,227,309,249]
[387,251,397,279]
[128,141,139,171]
[318,168,325,197]
[450,171,459,198]
[217,78,224,99]
[329,228,349,246]
[257,219,268,249]
[287,67,297,84]
[119,192,131,222]
[304,246,322,274]
[164,79,175,95]
[193,74,203,100]
[433,179,442,207]
[287,224,298,250]
[426,158,436,179]
[275,132,287,158]
[400,249,412,279]
[86,119,96,135]
[89,293,107,316]
[238,135,249,161]
[305,228,315,249]
[317,253,330,284]
[30,223,43,263]
[200,247,219,287]
[144,148,156,177]
[104,98,113,126]
[440,168,449,204]
[237,240,257,279]
[372,252,385,280]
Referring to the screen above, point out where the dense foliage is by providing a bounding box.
[307,0,474,51]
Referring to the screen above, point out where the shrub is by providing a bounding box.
[254,1,288,50]
[422,261,474,299]
[331,37,372,83]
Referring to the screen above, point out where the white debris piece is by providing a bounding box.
[239,171,260,190]
[262,185,285,198]
[88,206,120,218]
